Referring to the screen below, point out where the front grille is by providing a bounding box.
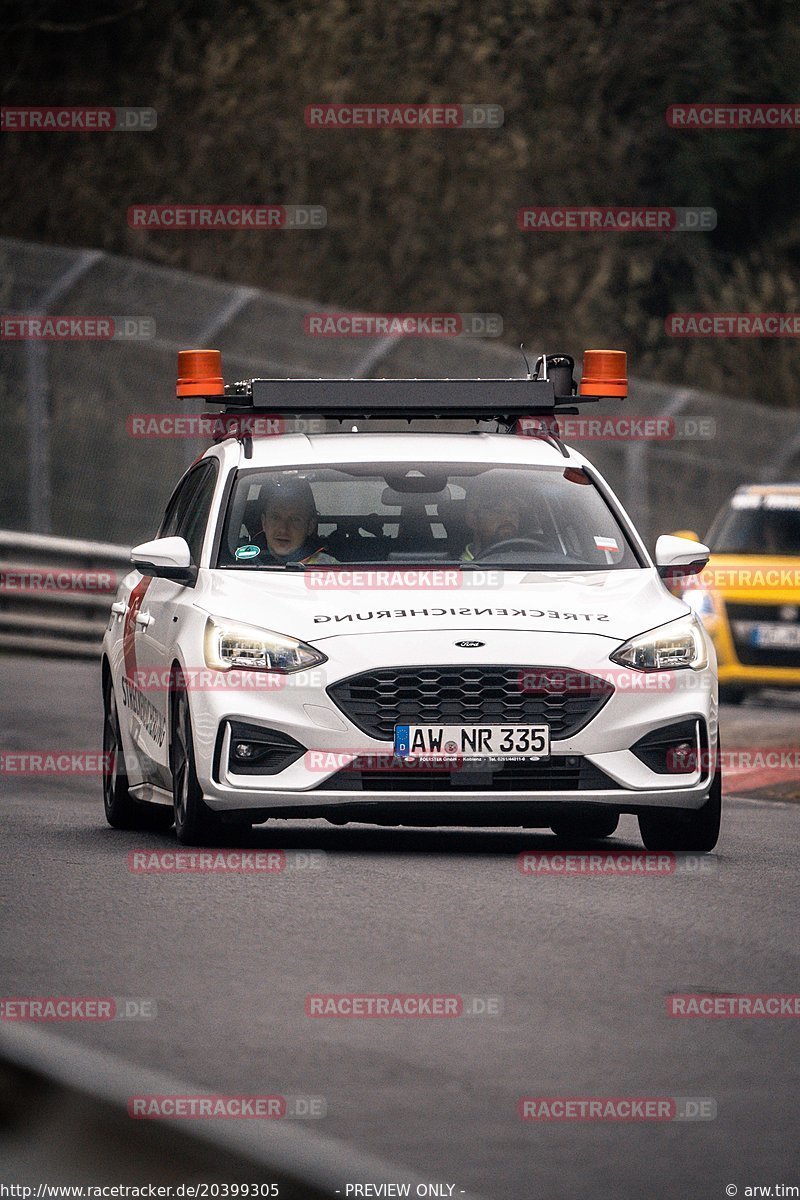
[317,755,621,792]
[726,602,800,668]
[327,665,614,741]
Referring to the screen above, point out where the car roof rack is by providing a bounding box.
[175,350,626,458]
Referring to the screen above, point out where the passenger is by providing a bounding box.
[251,478,336,565]
[461,473,525,560]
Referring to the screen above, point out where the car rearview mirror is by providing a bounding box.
[654,534,710,580]
[131,536,197,585]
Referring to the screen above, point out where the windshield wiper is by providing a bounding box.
[344,560,466,569]
[219,563,307,570]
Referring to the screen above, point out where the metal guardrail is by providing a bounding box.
[0,529,131,657]
[0,1023,487,1197]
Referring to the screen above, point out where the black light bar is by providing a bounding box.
[217,377,598,420]
[176,349,628,420]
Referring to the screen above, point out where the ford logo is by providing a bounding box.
[455,640,485,648]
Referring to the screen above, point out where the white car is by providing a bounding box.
[102,350,721,850]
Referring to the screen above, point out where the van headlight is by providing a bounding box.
[204,617,327,673]
[610,614,708,672]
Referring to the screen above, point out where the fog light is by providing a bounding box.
[666,742,696,772]
[234,742,255,760]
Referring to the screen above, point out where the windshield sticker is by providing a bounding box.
[235,544,261,560]
[594,536,620,552]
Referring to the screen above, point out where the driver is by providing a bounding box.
[251,477,337,565]
[461,473,525,560]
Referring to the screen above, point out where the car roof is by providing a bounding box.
[208,431,590,470]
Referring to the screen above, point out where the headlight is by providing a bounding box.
[610,614,708,672]
[204,617,327,673]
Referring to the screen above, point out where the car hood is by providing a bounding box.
[195,567,687,643]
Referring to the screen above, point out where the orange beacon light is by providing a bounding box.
[579,350,627,398]
[176,350,224,398]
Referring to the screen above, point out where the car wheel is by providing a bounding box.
[719,685,746,705]
[550,812,619,842]
[103,676,174,831]
[170,676,225,846]
[638,750,722,853]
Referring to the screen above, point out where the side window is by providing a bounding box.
[181,465,217,563]
[159,475,195,540]
[159,462,218,564]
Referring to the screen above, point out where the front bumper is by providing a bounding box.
[185,629,718,817]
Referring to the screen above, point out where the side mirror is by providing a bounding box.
[655,534,710,581]
[131,536,197,585]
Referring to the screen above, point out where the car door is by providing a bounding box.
[130,460,219,787]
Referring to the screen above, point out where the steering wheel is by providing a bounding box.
[471,537,550,560]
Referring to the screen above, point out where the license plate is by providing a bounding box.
[394,724,550,760]
[752,623,800,648]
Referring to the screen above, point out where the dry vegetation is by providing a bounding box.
[2,0,799,403]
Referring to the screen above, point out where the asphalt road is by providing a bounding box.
[2,654,799,1199]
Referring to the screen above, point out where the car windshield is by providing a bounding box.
[216,462,640,571]
[707,494,800,555]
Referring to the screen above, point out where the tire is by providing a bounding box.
[170,676,225,846]
[103,676,174,832]
[638,752,722,853]
[550,812,619,841]
[719,685,746,705]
